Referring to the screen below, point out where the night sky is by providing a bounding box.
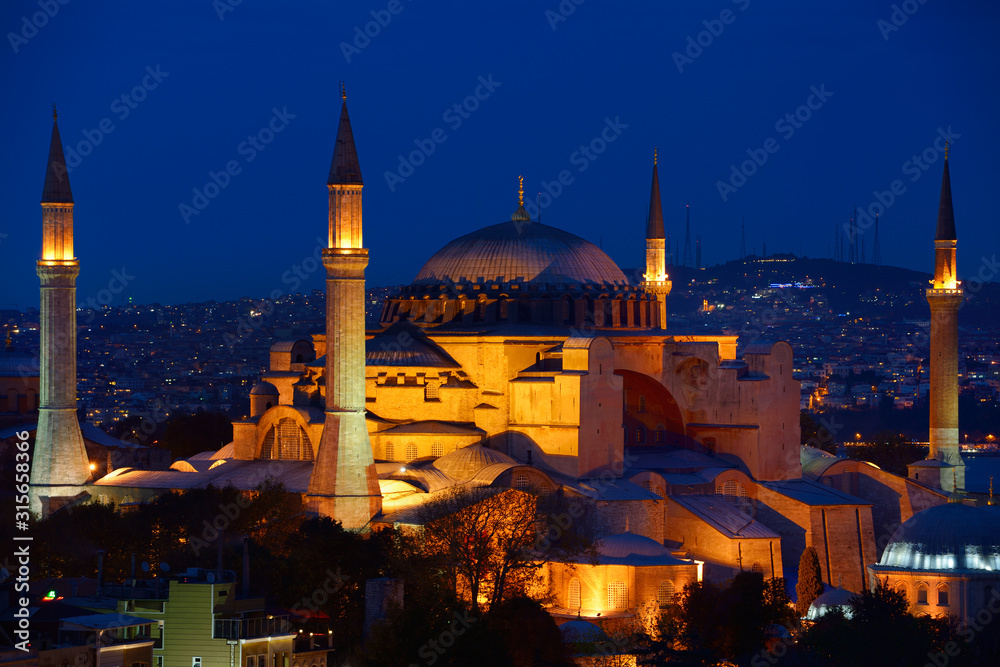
[3,0,998,309]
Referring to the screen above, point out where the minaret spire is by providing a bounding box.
[924,149,964,493]
[31,110,90,517]
[682,204,692,267]
[308,92,382,527]
[640,151,671,329]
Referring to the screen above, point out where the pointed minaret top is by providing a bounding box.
[327,95,363,186]
[935,149,956,241]
[42,111,73,204]
[646,154,665,240]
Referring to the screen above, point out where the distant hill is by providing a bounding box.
[658,255,1000,325]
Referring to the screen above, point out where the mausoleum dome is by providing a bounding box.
[878,503,1000,572]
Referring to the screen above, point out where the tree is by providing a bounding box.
[795,546,825,617]
[419,487,541,615]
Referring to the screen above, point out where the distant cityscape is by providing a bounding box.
[4,258,998,446]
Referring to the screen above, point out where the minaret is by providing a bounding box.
[306,87,382,527]
[31,108,90,518]
[640,149,671,328]
[682,203,692,267]
[926,145,964,492]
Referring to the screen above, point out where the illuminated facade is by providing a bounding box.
[30,111,91,517]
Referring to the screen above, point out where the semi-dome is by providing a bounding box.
[413,220,630,289]
[876,503,1000,572]
[432,443,517,480]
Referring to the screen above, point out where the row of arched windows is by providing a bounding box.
[901,581,950,607]
[384,442,445,461]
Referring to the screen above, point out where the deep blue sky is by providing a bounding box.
[3,0,998,309]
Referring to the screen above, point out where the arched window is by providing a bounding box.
[261,418,313,460]
[751,563,763,574]
[636,426,646,444]
[513,473,530,490]
[385,443,395,461]
[658,580,675,607]
[568,578,581,610]
[431,442,444,457]
[638,395,647,413]
[916,582,929,605]
[405,443,418,461]
[655,425,665,443]
[425,382,439,400]
[608,581,628,610]
[895,581,907,602]
[723,480,738,501]
[938,584,950,607]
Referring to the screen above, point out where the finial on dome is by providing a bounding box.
[518,175,524,206]
[948,468,962,503]
[510,175,531,222]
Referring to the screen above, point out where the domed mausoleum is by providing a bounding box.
[869,502,1000,622]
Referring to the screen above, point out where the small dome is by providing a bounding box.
[432,444,516,480]
[806,587,855,621]
[559,620,607,643]
[596,532,671,560]
[878,503,1000,572]
[250,381,279,396]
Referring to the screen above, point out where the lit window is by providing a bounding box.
[938,584,950,607]
[636,426,646,444]
[568,578,581,610]
[385,443,395,461]
[425,382,439,400]
[658,580,675,607]
[656,425,665,443]
[513,473,530,490]
[405,443,418,461]
[608,581,628,610]
[431,442,444,457]
[917,583,928,605]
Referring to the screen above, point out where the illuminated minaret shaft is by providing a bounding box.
[306,87,382,527]
[640,149,671,328]
[31,110,90,517]
[926,147,964,492]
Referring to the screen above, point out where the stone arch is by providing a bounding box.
[616,369,685,444]
[254,405,318,461]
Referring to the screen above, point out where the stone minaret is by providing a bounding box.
[31,110,90,517]
[640,150,671,328]
[306,90,382,527]
[926,147,964,492]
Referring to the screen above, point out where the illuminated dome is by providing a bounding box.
[806,586,855,620]
[432,444,516,480]
[593,531,692,566]
[380,213,664,329]
[413,220,630,289]
[877,504,1000,572]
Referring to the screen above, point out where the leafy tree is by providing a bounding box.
[419,487,542,614]
[795,546,825,617]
